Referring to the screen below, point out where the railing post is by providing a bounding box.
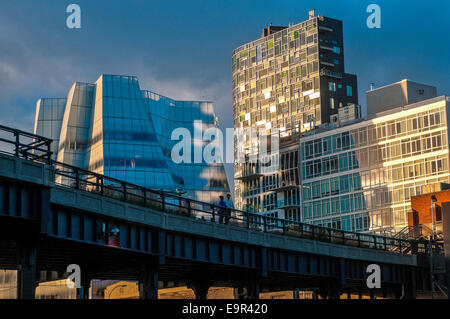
[187,199,192,217]
[245,212,250,229]
[282,219,286,234]
[95,176,100,193]
[14,131,19,157]
[328,229,332,242]
[429,239,435,299]
[357,233,361,247]
[211,205,216,223]
[311,226,315,240]
[46,141,52,164]
[263,215,267,232]
[75,167,80,189]
[123,182,127,201]
[143,189,147,207]
[383,237,387,250]
[100,176,104,196]
[161,194,165,212]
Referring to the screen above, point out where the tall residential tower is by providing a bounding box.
[232,10,358,213]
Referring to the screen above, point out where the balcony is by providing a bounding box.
[235,171,263,181]
[242,188,260,197]
[318,26,333,32]
[319,45,333,52]
[277,200,300,209]
[320,61,335,68]
[275,181,300,192]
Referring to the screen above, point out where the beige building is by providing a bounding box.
[301,83,450,234]
[366,79,437,116]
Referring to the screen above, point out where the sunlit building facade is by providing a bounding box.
[0,270,17,299]
[34,74,229,202]
[33,98,67,160]
[232,10,358,213]
[301,95,450,235]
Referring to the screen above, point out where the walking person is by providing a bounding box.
[224,193,234,225]
[218,195,227,224]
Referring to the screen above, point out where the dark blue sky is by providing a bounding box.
[0,0,449,185]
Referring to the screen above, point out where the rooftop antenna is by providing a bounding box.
[309,9,315,19]
[369,82,375,91]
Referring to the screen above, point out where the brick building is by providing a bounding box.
[408,189,450,238]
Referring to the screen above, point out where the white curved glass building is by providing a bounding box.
[34,74,230,203]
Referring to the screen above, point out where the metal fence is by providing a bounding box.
[0,124,442,255]
[0,125,52,163]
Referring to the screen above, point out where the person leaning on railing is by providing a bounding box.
[218,195,228,224]
[225,193,234,224]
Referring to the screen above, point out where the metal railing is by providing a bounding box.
[395,224,436,241]
[0,125,52,163]
[0,124,443,255]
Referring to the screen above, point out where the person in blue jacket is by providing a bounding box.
[218,195,228,224]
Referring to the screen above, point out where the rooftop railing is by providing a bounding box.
[0,124,442,255]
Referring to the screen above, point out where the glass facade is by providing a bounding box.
[232,12,357,213]
[58,82,96,169]
[301,96,450,235]
[33,98,67,160]
[142,90,229,202]
[34,74,229,203]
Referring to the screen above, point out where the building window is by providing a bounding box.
[333,59,340,65]
[328,82,336,92]
[333,46,341,54]
[330,98,335,109]
[346,85,353,97]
